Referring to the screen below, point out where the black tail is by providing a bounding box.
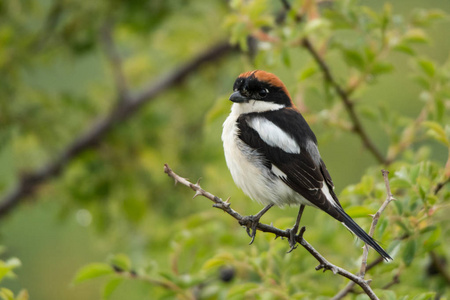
[340,209,392,261]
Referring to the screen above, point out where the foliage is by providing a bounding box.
[0,248,27,300]
[0,0,449,299]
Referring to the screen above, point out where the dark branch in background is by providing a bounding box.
[0,40,235,218]
[429,251,450,285]
[164,164,389,300]
[300,38,387,165]
[277,0,387,165]
[434,177,450,195]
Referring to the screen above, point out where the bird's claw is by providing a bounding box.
[286,226,306,253]
[286,228,298,253]
[239,215,260,245]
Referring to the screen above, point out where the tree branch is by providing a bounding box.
[331,257,384,300]
[277,0,386,165]
[429,251,450,285]
[0,41,235,218]
[332,170,394,300]
[359,169,395,279]
[164,164,382,300]
[300,38,387,165]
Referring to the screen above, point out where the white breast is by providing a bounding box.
[222,103,313,207]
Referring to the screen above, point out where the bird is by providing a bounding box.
[222,70,391,261]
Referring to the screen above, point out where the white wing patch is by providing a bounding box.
[247,117,300,154]
[271,164,287,179]
[321,182,338,208]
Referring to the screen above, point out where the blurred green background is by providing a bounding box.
[0,0,449,299]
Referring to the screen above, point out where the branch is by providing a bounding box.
[331,257,384,300]
[332,170,394,300]
[0,41,235,218]
[429,251,450,285]
[100,19,128,100]
[359,169,395,279]
[164,164,382,300]
[434,176,450,195]
[112,266,195,300]
[300,38,387,165]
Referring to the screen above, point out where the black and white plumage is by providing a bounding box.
[222,70,391,260]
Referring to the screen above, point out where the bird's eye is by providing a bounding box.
[258,88,269,98]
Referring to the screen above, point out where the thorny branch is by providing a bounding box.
[359,169,395,279]
[0,40,234,218]
[164,164,385,300]
[332,170,395,300]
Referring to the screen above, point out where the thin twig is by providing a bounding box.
[382,273,400,290]
[113,267,195,300]
[359,169,395,279]
[331,257,384,300]
[332,170,394,300]
[164,164,381,300]
[434,177,450,195]
[0,41,235,218]
[278,0,386,164]
[100,19,128,100]
[300,38,387,165]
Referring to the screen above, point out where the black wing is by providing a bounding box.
[237,109,392,260]
[237,110,344,221]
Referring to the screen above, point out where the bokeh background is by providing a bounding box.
[1,0,449,299]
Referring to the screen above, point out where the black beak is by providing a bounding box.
[229,91,248,103]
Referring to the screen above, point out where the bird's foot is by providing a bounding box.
[239,204,274,245]
[286,226,306,253]
[239,215,261,245]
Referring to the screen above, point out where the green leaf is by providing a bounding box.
[0,288,14,300]
[103,278,123,300]
[342,49,365,70]
[227,283,260,299]
[389,178,411,189]
[402,239,417,266]
[108,254,131,272]
[412,292,436,300]
[377,218,388,237]
[393,43,415,55]
[345,206,374,218]
[303,18,330,35]
[282,48,291,67]
[73,263,113,284]
[417,58,436,77]
[298,65,317,81]
[202,253,235,271]
[409,164,420,183]
[371,62,394,76]
[392,199,403,215]
[376,289,397,300]
[423,121,450,146]
[0,258,21,282]
[423,226,441,251]
[404,28,429,44]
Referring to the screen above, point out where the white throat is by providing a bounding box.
[231,100,284,115]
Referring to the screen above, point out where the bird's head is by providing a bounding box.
[229,70,293,112]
